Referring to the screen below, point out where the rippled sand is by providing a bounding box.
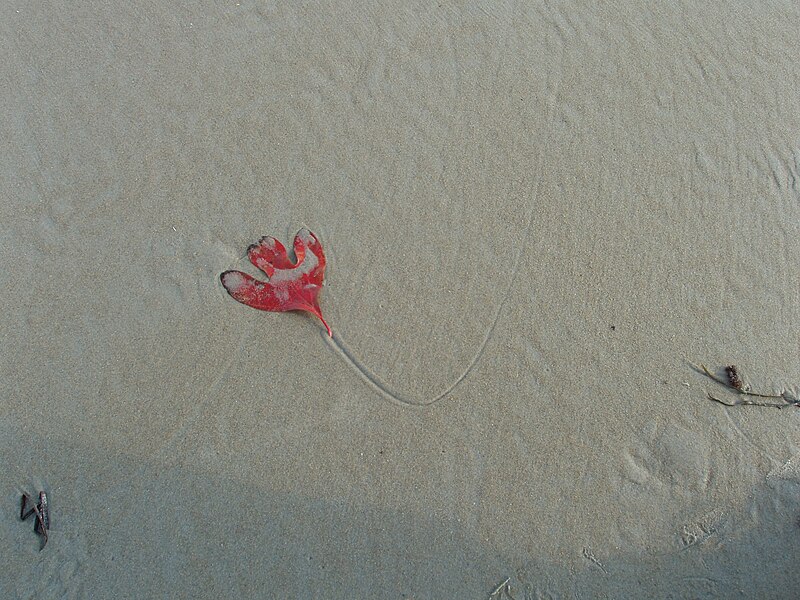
[2,2,799,597]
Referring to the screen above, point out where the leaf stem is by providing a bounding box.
[316,313,332,337]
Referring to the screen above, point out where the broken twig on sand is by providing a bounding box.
[695,363,800,409]
[489,577,516,600]
[20,491,49,549]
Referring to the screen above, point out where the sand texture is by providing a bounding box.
[2,1,800,598]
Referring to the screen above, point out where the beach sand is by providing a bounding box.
[2,1,799,597]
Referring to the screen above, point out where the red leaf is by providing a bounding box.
[220,229,332,336]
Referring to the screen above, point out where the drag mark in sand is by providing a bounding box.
[328,287,508,406]
[327,51,562,407]
[328,171,545,407]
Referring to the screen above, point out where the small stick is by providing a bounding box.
[707,392,798,409]
[19,492,49,549]
[20,494,35,520]
[37,492,50,535]
[489,578,511,600]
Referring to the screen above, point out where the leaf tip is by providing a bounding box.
[220,270,244,291]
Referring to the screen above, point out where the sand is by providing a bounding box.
[2,1,800,598]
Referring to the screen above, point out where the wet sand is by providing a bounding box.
[2,1,800,597]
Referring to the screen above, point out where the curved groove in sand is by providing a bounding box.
[326,61,561,406]
[328,178,542,407]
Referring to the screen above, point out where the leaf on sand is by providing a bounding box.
[220,228,331,336]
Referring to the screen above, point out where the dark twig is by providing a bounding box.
[706,392,797,409]
[20,492,49,549]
